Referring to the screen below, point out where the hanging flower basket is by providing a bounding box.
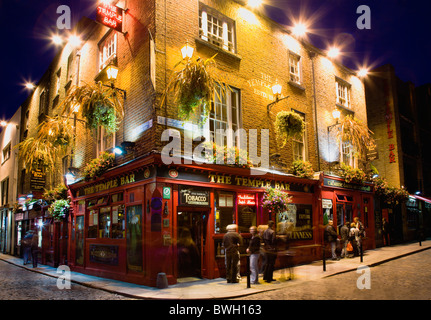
[48,199,70,221]
[83,152,115,180]
[262,187,292,214]
[202,142,252,168]
[162,54,228,122]
[43,184,68,202]
[290,160,314,179]
[275,111,305,147]
[373,176,410,206]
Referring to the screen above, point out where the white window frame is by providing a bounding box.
[340,140,357,168]
[97,126,116,155]
[199,4,236,53]
[2,143,11,164]
[291,110,307,161]
[289,52,302,85]
[336,78,351,109]
[202,86,241,148]
[99,32,118,71]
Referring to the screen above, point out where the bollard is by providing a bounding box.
[360,242,363,263]
[156,272,168,289]
[246,254,251,288]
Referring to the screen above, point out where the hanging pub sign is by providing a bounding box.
[179,187,210,206]
[30,167,46,191]
[96,2,124,33]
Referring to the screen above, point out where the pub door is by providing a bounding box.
[335,195,354,233]
[177,211,208,279]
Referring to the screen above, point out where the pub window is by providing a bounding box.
[39,90,48,116]
[97,126,115,154]
[1,177,9,206]
[340,140,356,168]
[88,209,98,238]
[215,191,235,233]
[55,68,61,96]
[335,78,351,109]
[99,207,111,238]
[289,52,302,85]
[292,110,307,161]
[99,31,117,71]
[66,53,73,82]
[199,3,236,53]
[111,205,125,239]
[2,143,11,164]
[202,85,241,148]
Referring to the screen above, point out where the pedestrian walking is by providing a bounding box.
[257,225,267,275]
[223,224,242,283]
[382,218,390,246]
[354,217,365,237]
[30,231,39,268]
[324,220,339,260]
[263,220,277,283]
[340,221,350,258]
[350,222,361,257]
[246,226,261,284]
[22,230,34,265]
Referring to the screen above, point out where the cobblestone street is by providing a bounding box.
[232,249,431,300]
[0,260,134,300]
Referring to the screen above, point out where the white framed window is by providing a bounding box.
[99,32,117,71]
[199,4,236,53]
[97,127,115,155]
[2,143,11,164]
[289,52,301,85]
[340,140,356,167]
[202,86,241,148]
[291,110,307,161]
[336,78,351,108]
[55,68,61,96]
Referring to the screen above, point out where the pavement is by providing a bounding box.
[1,240,430,300]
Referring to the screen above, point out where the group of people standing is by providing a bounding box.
[324,217,365,260]
[222,220,278,285]
[22,229,39,268]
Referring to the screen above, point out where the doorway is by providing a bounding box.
[336,194,354,232]
[177,211,208,279]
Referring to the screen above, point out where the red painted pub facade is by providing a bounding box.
[67,154,375,287]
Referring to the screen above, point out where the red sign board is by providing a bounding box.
[238,194,256,206]
[96,3,123,33]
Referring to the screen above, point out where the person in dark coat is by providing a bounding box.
[340,221,350,258]
[324,220,339,260]
[263,220,277,283]
[223,224,242,283]
[382,218,390,246]
[246,226,261,284]
[30,231,39,268]
[22,230,34,265]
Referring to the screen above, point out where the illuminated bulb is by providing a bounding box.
[332,108,341,120]
[248,0,263,8]
[52,34,63,45]
[181,42,194,59]
[328,47,340,58]
[358,68,369,77]
[25,83,35,90]
[272,81,282,96]
[106,65,119,80]
[68,34,81,48]
[0,121,7,127]
[292,23,307,37]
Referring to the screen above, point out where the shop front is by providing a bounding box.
[67,154,323,287]
[321,174,375,251]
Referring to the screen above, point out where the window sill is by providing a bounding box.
[195,37,242,62]
[288,81,305,91]
[336,103,355,115]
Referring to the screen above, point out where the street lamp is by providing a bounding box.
[267,80,289,113]
[327,47,340,58]
[292,22,308,37]
[181,41,194,60]
[25,82,35,90]
[103,64,127,99]
[358,68,369,78]
[327,107,341,172]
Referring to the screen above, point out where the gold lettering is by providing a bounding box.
[217,175,224,184]
[209,174,216,183]
[225,176,232,185]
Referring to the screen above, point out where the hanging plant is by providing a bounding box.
[48,199,70,221]
[336,115,376,159]
[83,152,115,180]
[161,54,228,121]
[372,176,410,206]
[262,187,292,214]
[59,81,124,133]
[339,163,366,184]
[275,111,305,147]
[290,160,314,178]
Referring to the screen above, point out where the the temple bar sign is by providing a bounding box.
[96,3,123,32]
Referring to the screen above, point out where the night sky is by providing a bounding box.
[1,0,430,123]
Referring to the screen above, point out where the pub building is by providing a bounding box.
[67,153,321,286]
